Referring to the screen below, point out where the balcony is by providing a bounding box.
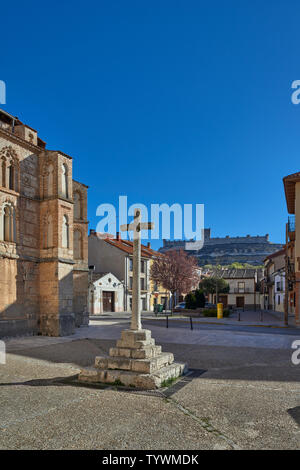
[233,288,251,293]
[288,215,295,241]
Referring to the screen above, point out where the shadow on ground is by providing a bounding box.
[4,338,300,383]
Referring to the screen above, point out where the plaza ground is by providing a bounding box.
[0,315,299,450]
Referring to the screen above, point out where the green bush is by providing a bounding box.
[185,292,197,309]
[194,289,206,308]
[202,308,230,318]
[185,289,206,309]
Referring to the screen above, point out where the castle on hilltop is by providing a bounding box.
[159,228,283,266]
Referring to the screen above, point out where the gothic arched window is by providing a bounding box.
[1,158,6,187]
[62,215,69,248]
[0,203,16,242]
[8,164,14,190]
[74,229,82,259]
[61,163,68,199]
[0,148,19,191]
[43,163,54,198]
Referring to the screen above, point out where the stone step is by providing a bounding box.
[121,329,152,342]
[94,352,174,374]
[116,338,155,349]
[79,361,187,389]
[109,345,162,360]
[152,362,188,385]
[131,352,174,374]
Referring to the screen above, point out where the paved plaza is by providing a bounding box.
[0,317,299,450]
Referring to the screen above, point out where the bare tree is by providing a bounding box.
[150,250,199,313]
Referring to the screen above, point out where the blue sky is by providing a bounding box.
[1,0,300,249]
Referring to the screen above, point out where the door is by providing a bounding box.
[103,291,114,312]
[236,296,245,308]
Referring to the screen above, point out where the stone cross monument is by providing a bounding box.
[120,208,153,331]
[79,208,187,389]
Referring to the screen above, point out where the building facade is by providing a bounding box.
[260,249,285,312]
[89,231,159,312]
[149,257,171,311]
[203,268,262,310]
[283,171,300,326]
[160,228,283,266]
[0,109,89,338]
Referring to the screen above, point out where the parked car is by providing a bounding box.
[205,302,216,309]
[175,302,186,309]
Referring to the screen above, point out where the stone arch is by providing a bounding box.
[62,214,69,248]
[43,160,55,198]
[61,163,69,199]
[0,201,16,242]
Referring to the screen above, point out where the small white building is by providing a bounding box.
[89,272,124,314]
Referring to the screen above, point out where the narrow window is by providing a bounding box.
[62,215,69,248]
[2,205,15,242]
[4,206,10,241]
[1,160,5,187]
[47,164,54,197]
[8,164,14,190]
[61,164,68,198]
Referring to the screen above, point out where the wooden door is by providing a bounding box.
[103,291,114,312]
[236,296,245,308]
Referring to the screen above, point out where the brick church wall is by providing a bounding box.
[0,111,89,338]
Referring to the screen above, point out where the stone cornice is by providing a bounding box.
[0,127,42,154]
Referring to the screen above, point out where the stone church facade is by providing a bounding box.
[0,109,89,337]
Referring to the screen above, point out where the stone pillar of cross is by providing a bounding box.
[120,208,154,330]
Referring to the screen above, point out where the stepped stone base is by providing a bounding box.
[78,329,188,389]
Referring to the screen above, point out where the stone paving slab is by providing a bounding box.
[4,319,300,354]
[1,320,300,449]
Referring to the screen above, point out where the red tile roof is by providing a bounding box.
[103,237,161,258]
[264,247,286,261]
